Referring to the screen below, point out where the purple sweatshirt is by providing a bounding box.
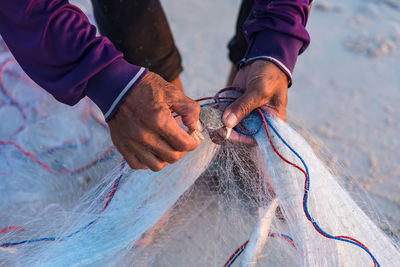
[0,0,311,121]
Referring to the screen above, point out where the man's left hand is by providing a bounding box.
[222,60,289,146]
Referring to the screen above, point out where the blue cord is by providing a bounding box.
[0,162,125,247]
[226,233,296,267]
[1,97,381,267]
[222,108,379,266]
[261,112,380,267]
[227,247,245,267]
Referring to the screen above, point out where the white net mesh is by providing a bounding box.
[0,42,399,267]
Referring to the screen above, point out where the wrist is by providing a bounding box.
[249,60,288,82]
[238,57,291,86]
[236,60,289,88]
[86,58,148,121]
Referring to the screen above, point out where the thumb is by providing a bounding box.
[170,94,202,132]
[222,89,266,129]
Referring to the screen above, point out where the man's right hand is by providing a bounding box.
[107,72,202,171]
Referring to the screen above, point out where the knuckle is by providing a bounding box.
[166,152,184,163]
[153,117,166,130]
[176,142,189,152]
[178,96,200,112]
[135,126,155,144]
[151,107,169,129]
[152,107,164,120]
[180,140,196,152]
[126,158,139,169]
[236,102,252,117]
[258,89,271,100]
[190,101,201,114]
[135,129,147,142]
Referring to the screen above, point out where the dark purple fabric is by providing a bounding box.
[0,0,146,119]
[243,0,312,77]
[0,0,310,119]
[86,58,147,120]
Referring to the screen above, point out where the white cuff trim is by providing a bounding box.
[246,56,292,81]
[104,67,146,119]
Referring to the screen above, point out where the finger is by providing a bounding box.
[144,108,201,152]
[169,94,202,132]
[208,129,228,145]
[125,154,148,170]
[225,128,257,146]
[222,89,268,129]
[140,129,188,164]
[214,128,257,146]
[117,145,148,170]
[130,141,168,172]
[161,117,201,152]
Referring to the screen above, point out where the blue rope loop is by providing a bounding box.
[234,110,262,136]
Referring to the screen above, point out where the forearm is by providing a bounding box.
[0,0,147,120]
[241,0,312,84]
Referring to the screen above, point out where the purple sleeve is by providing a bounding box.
[0,0,147,121]
[241,0,312,85]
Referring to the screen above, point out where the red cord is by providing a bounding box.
[0,226,24,235]
[102,161,125,212]
[224,108,377,267]
[257,109,377,267]
[223,240,249,267]
[223,233,298,267]
[256,109,311,220]
[0,139,115,175]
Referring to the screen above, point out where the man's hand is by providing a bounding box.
[222,60,289,145]
[107,72,202,171]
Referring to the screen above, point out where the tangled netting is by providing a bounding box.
[0,44,400,266]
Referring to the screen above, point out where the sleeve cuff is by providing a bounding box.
[85,57,148,121]
[239,29,304,86]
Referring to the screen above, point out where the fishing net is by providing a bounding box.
[0,43,399,267]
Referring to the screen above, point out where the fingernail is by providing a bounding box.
[196,120,203,132]
[225,127,232,140]
[197,131,205,140]
[224,112,237,128]
[192,132,200,142]
[191,130,203,142]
